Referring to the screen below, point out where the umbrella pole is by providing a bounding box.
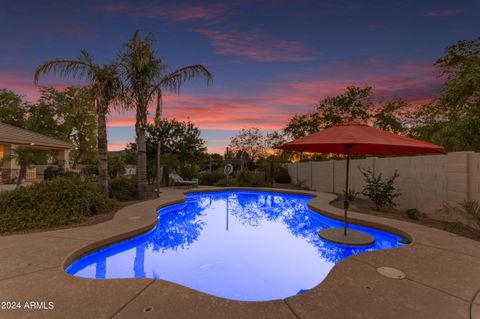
[344,147,351,236]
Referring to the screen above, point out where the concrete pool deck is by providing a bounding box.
[0,187,479,318]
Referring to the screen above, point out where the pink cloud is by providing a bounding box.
[0,71,74,101]
[195,28,315,62]
[423,8,464,17]
[0,71,38,100]
[1,56,443,139]
[100,2,231,24]
[107,58,442,133]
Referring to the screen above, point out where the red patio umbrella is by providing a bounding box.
[278,122,445,244]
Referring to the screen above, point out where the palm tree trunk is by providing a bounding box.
[136,112,148,199]
[97,105,109,195]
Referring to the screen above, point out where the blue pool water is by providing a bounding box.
[66,190,404,301]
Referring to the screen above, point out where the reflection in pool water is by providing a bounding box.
[66,190,403,301]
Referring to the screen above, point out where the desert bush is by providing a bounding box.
[274,166,291,183]
[0,176,115,233]
[199,171,225,185]
[343,188,359,201]
[109,177,138,201]
[360,168,400,211]
[405,208,422,220]
[457,199,480,227]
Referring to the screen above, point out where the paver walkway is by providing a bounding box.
[0,187,479,318]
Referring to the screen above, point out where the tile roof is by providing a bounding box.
[0,122,74,149]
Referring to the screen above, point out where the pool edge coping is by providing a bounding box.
[61,186,412,281]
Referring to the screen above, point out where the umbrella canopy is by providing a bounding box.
[277,122,445,245]
[278,122,445,155]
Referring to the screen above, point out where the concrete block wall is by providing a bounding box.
[469,152,480,202]
[287,151,480,215]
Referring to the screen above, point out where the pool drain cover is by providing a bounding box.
[377,267,406,279]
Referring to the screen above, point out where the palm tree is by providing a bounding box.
[118,31,212,199]
[34,50,123,194]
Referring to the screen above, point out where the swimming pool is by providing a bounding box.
[66,190,404,301]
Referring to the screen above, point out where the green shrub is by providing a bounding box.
[199,171,225,185]
[360,168,400,211]
[109,177,138,201]
[273,166,291,183]
[81,165,98,176]
[58,171,81,179]
[179,165,199,180]
[108,156,126,178]
[236,170,267,187]
[0,176,115,233]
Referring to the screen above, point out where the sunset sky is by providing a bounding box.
[1,0,479,153]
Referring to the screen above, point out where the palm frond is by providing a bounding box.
[34,49,96,84]
[159,64,213,94]
[34,59,93,84]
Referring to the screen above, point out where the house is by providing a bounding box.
[0,122,73,184]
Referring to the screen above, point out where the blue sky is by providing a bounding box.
[1,0,479,153]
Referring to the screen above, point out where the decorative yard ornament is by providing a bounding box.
[224,164,234,177]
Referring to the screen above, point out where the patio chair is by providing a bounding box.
[169,172,198,188]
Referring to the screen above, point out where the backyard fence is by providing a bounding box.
[287,151,480,218]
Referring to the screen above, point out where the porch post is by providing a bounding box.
[1,144,15,184]
[57,149,70,173]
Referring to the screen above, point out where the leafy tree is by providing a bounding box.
[229,128,267,165]
[373,98,409,133]
[108,155,126,178]
[26,99,61,137]
[34,50,124,194]
[126,119,206,184]
[118,31,212,199]
[0,89,27,127]
[36,87,98,167]
[284,86,374,139]
[409,36,480,151]
[317,86,373,127]
[284,111,321,140]
[435,36,480,110]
